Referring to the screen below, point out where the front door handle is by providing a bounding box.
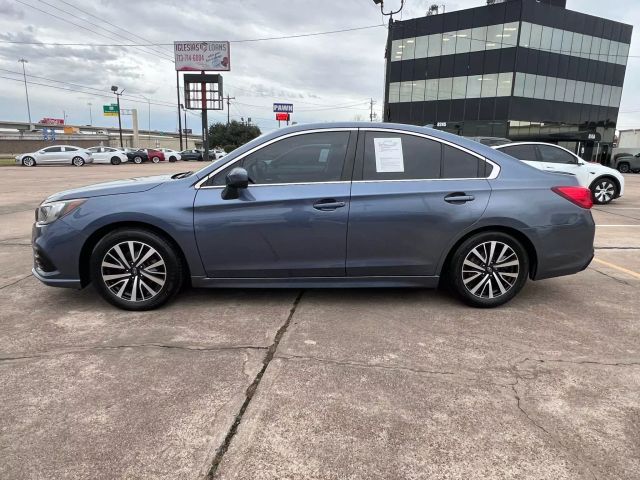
[313,199,346,211]
[444,192,475,204]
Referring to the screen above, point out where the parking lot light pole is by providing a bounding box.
[111,85,124,148]
[87,102,93,125]
[18,58,32,124]
[176,71,183,150]
[141,95,151,146]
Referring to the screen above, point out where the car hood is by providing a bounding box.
[44,174,170,202]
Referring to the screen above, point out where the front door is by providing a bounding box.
[347,130,492,277]
[194,130,356,278]
[39,146,64,164]
[536,144,591,186]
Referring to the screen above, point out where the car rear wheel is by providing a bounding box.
[448,232,529,308]
[617,162,630,173]
[590,178,618,205]
[110,157,121,165]
[72,156,85,167]
[169,156,176,162]
[22,156,36,167]
[151,156,160,163]
[90,229,183,311]
[133,156,143,164]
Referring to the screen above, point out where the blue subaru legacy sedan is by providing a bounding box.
[31,123,595,310]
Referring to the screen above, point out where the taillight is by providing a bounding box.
[552,186,593,209]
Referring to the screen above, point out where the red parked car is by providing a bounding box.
[141,149,165,163]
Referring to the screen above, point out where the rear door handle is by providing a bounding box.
[444,193,475,204]
[313,199,346,211]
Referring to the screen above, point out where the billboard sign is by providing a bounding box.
[273,103,293,113]
[275,113,290,121]
[39,117,64,125]
[174,41,230,71]
[103,104,119,117]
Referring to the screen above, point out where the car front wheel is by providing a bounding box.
[617,162,630,173]
[133,156,143,164]
[151,156,160,163]
[591,178,618,204]
[22,156,36,167]
[90,229,183,310]
[448,232,529,308]
[111,157,121,165]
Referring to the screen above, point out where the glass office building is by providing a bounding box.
[383,0,632,162]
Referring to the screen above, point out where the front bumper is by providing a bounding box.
[31,218,87,289]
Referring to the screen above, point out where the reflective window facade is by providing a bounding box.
[384,0,632,162]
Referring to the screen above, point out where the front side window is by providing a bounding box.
[363,132,441,181]
[43,146,62,153]
[499,144,538,162]
[537,145,576,164]
[211,131,350,186]
[88,147,100,153]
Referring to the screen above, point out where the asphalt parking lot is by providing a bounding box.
[0,162,638,480]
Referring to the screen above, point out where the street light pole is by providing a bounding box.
[87,102,93,125]
[111,86,124,148]
[141,95,151,146]
[181,103,188,149]
[18,58,32,124]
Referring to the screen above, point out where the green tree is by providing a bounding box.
[208,121,261,152]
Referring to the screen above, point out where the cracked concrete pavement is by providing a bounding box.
[1,164,639,479]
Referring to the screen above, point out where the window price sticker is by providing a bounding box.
[373,137,404,172]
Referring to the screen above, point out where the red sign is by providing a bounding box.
[39,118,64,125]
[275,113,290,121]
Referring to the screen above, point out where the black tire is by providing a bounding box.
[617,162,631,174]
[110,157,122,165]
[22,156,36,167]
[133,156,143,164]
[72,156,85,167]
[151,156,160,163]
[590,177,618,205]
[90,228,183,311]
[169,156,177,163]
[447,231,529,308]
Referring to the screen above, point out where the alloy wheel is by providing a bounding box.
[23,157,35,167]
[594,180,615,203]
[618,163,630,174]
[152,156,160,163]
[72,156,84,166]
[101,240,167,302]
[134,156,143,164]
[461,241,519,299]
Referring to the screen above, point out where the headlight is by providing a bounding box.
[35,199,86,226]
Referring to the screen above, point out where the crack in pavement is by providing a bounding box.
[589,267,633,286]
[0,343,268,362]
[0,274,33,290]
[518,357,640,368]
[206,290,304,479]
[594,246,640,250]
[510,378,599,480]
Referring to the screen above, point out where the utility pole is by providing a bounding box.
[141,95,151,146]
[176,71,183,150]
[18,58,32,124]
[87,102,93,125]
[369,98,376,122]
[224,95,235,125]
[181,104,188,149]
[111,85,124,148]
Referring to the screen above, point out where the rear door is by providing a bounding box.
[194,129,356,278]
[346,130,493,277]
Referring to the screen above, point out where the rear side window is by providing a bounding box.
[363,132,441,180]
[65,147,78,152]
[442,145,483,178]
[499,144,538,162]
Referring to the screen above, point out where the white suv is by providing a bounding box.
[494,142,624,205]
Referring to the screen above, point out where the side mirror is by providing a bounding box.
[221,167,249,200]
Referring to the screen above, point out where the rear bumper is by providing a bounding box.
[526,215,596,281]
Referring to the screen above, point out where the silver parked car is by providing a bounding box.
[87,146,128,165]
[16,145,94,167]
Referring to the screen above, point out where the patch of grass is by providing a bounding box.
[0,157,17,166]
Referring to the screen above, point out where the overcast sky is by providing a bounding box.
[0,0,638,134]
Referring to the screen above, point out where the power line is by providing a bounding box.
[52,0,174,59]
[0,68,176,107]
[0,23,386,47]
[14,0,174,63]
